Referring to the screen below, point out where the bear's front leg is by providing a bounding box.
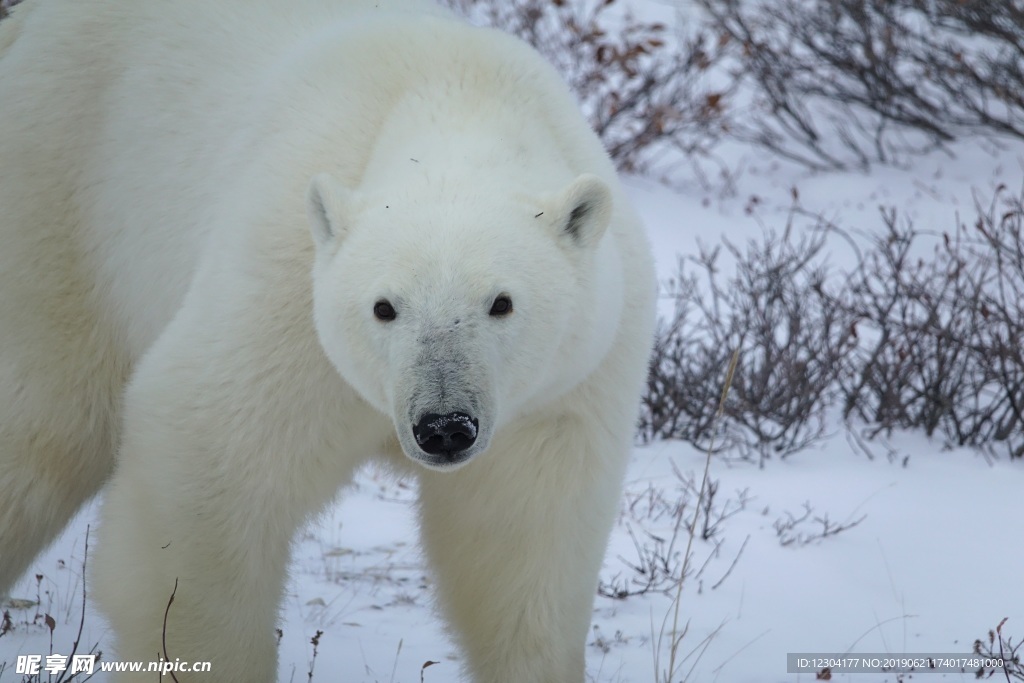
[92,295,387,682]
[416,412,629,683]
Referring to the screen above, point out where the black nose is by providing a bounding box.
[413,412,479,456]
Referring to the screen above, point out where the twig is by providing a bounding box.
[710,534,749,590]
[161,579,181,683]
[664,348,740,681]
[53,525,90,683]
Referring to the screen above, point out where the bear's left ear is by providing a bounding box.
[307,173,355,252]
[547,174,613,249]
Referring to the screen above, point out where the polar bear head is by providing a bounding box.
[307,172,622,470]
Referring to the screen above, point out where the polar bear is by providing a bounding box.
[0,0,656,681]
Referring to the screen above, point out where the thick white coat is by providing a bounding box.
[0,1,656,681]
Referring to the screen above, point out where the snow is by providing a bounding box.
[2,2,1023,681]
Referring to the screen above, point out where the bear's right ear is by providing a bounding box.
[307,173,354,251]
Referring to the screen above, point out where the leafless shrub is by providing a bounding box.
[598,523,687,600]
[0,528,101,682]
[306,629,323,683]
[837,184,1024,458]
[772,502,866,547]
[974,619,1024,681]
[601,465,749,600]
[641,200,857,462]
[696,0,1024,170]
[644,183,1024,460]
[440,0,736,178]
[588,624,632,654]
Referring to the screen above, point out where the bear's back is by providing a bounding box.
[0,0,642,361]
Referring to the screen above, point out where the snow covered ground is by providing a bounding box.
[2,1,1023,681]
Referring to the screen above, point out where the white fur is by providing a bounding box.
[0,1,656,681]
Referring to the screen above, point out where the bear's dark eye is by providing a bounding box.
[373,300,396,322]
[489,295,513,317]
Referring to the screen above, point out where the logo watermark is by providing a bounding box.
[16,654,212,676]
